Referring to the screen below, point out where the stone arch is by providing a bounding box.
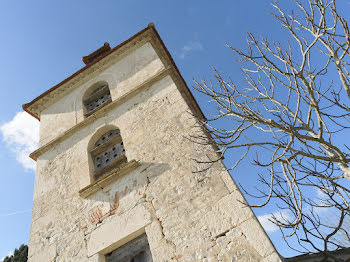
[82,80,111,117]
[87,125,127,182]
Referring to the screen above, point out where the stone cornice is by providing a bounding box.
[23,26,154,120]
[30,67,172,161]
[28,24,211,161]
[79,160,140,198]
[23,24,206,124]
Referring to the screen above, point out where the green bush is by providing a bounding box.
[3,244,28,262]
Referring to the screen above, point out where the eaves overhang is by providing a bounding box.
[23,23,204,122]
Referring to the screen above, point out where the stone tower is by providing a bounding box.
[24,24,281,262]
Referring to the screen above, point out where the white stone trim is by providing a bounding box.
[87,202,154,257]
[30,68,171,161]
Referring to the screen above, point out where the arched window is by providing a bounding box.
[90,129,127,181]
[83,83,111,117]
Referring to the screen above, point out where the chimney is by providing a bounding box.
[82,42,111,65]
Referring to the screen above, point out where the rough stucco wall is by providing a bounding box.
[28,43,282,262]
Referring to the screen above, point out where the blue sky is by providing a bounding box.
[0,0,349,260]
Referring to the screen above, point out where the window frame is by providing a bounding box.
[83,83,112,118]
[90,129,127,181]
[80,126,139,198]
[105,234,152,262]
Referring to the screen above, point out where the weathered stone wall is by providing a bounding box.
[29,42,282,261]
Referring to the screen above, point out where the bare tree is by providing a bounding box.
[192,0,350,258]
[325,212,350,247]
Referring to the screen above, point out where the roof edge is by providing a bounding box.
[23,23,155,120]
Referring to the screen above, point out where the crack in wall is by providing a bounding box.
[144,175,180,261]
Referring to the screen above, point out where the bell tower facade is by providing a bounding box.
[24,24,281,262]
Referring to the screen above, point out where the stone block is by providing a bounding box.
[145,220,164,250]
[262,252,283,262]
[239,217,277,258]
[206,190,253,238]
[205,208,232,239]
[28,243,56,262]
[151,241,176,262]
[220,170,238,193]
[87,203,154,257]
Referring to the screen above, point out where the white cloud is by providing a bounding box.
[257,210,291,233]
[313,187,333,214]
[317,187,328,198]
[0,112,39,171]
[178,41,203,59]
